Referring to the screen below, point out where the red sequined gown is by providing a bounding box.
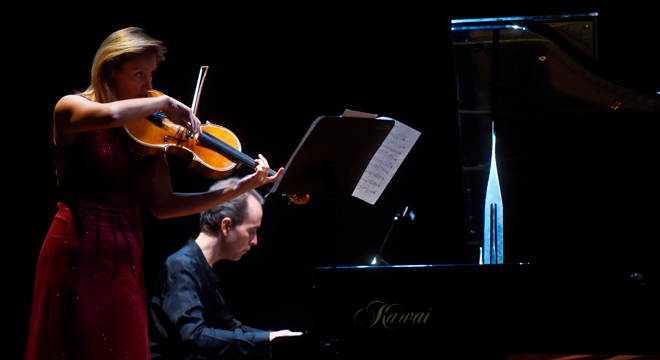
[24,121,156,359]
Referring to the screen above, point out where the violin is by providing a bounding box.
[124,90,310,204]
[124,90,264,179]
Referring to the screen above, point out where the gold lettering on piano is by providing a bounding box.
[353,300,431,330]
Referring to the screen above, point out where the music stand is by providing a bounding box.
[269,115,395,198]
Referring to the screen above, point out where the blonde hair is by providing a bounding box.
[82,27,167,103]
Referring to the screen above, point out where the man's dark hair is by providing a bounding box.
[199,177,265,234]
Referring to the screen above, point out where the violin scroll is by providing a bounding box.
[286,194,310,205]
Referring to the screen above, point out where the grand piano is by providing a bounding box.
[272,13,660,358]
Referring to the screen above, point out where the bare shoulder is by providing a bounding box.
[53,94,91,148]
[54,94,90,114]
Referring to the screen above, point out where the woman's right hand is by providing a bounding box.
[161,96,202,135]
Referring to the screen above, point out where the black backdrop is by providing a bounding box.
[10,4,658,358]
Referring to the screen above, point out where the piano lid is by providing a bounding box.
[451,12,660,115]
[451,13,599,63]
[451,13,660,266]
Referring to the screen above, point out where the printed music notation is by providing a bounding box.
[345,110,421,204]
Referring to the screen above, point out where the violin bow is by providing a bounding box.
[187,65,306,203]
[191,65,209,116]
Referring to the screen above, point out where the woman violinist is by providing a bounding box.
[23,27,282,360]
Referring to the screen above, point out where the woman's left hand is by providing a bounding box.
[236,154,283,191]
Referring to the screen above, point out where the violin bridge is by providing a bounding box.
[163,135,188,144]
[162,124,191,145]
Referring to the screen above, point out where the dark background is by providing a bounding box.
[9,3,659,358]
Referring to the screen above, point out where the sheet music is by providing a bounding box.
[344,110,421,204]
